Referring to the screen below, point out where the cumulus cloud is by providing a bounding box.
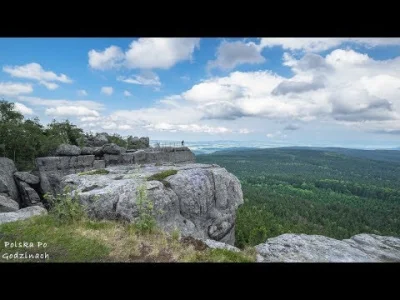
[125,38,200,69]
[124,90,132,97]
[0,82,33,96]
[3,63,72,90]
[258,38,400,53]
[88,46,124,70]
[14,102,34,115]
[101,86,113,95]
[45,106,100,117]
[208,40,266,71]
[118,71,161,86]
[78,90,88,96]
[88,38,200,71]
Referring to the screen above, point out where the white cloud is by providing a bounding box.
[45,106,100,117]
[17,96,104,111]
[3,63,72,90]
[208,40,266,71]
[39,81,59,90]
[0,82,33,96]
[88,46,124,70]
[88,38,200,71]
[125,38,200,69]
[258,38,400,53]
[118,71,161,86]
[238,128,252,134]
[101,86,113,95]
[14,102,34,115]
[124,90,132,96]
[78,89,88,96]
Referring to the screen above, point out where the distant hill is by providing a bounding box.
[202,146,400,164]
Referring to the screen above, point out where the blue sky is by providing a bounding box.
[1,37,400,148]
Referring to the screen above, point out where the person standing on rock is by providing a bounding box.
[181,140,184,146]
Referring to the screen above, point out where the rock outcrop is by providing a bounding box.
[0,157,19,202]
[204,239,241,252]
[127,136,149,149]
[56,144,81,156]
[16,181,42,207]
[84,133,109,147]
[0,206,47,225]
[0,195,19,212]
[36,145,196,196]
[61,163,243,245]
[14,172,40,185]
[255,233,400,262]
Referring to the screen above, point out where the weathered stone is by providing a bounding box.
[102,143,126,155]
[0,206,47,225]
[133,150,147,164]
[0,195,19,212]
[0,157,19,202]
[81,147,95,155]
[56,144,81,156]
[93,160,106,169]
[203,239,241,252]
[255,233,400,262]
[36,155,95,195]
[104,154,121,166]
[127,136,150,149]
[16,181,42,207]
[14,172,40,185]
[61,163,243,245]
[93,147,103,157]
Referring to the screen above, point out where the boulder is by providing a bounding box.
[93,147,104,157]
[16,181,42,207]
[84,133,109,147]
[14,172,40,185]
[81,147,95,155]
[203,239,240,252]
[0,157,19,202]
[0,206,48,225]
[93,160,106,169]
[102,143,126,155]
[0,195,19,212]
[56,144,81,156]
[255,233,400,262]
[128,136,150,149]
[61,163,243,245]
[36,155,95,196]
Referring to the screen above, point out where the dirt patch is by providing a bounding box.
[180,236,208,251]
[127,243,175,262]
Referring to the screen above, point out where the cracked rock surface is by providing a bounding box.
[61,163,243,245]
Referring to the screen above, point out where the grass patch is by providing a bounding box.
[78,169,109,176]
[147,169,178,182]
[0,215,254,263]
[184,247,256,263]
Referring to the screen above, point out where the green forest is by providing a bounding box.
[197,148,400,248]
[0,100,131,171]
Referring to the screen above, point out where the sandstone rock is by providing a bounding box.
[36,155,95,195]
[255,233,400,262]
[81,147,95,155]
[16,181,42,207]
[14,172,40,185]
[93,160,106,169]
[0,206,47,225]
[0,195,19,212]
[102,143,126,155]
[204,239,241,252]
[56,144,81,156]
[61,163,243,245]
[0,157,19,202]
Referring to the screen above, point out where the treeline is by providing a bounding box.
[197,148,400,248]
[1,100,132,171]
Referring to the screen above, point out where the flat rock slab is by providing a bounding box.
[255,233,400,262]
[0,206,47,225]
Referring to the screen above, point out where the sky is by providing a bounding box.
[1,37,400,148]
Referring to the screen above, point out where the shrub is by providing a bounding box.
[133,184,157,234]
[44,187,87,225]
[78,169,109,176]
